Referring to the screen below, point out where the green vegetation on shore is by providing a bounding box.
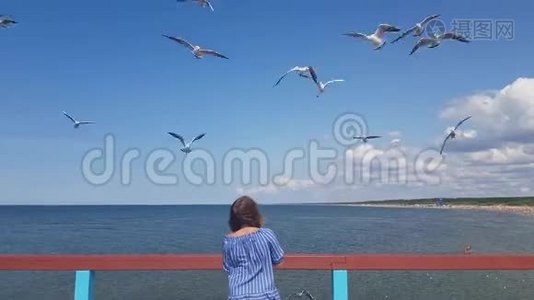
[348,197,534,207]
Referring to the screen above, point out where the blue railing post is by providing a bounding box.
[74,270,94,300]
[332,269,348,300]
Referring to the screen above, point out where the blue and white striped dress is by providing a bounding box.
[222,228,284,300]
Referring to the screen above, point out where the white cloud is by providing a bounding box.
[460,129,478,139]
[388,131,402,138]
[390,138,401,147]
[440,77,534,150]
[237,178,315,195]
[244,78,534,202]
[388,131,403,147]
[429,78,534,198]
[465,144,534,165]
[438,78,534,170]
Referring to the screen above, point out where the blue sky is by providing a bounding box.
[1,0,533,204]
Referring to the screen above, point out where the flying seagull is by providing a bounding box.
[168,132,206,154]
[162,35,228,59]
[410,32,470,55]
[177,0,214,12]
[0,15,17,28]
[353,135,382,143]
[439,116,472,155]
[344,24,401,50]
[391,14,441,43]
[315,79,344,97]
[273,66,318,87]
[63,111,95,128]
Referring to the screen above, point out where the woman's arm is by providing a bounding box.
[222,242,231,274]
[265,229,284,265]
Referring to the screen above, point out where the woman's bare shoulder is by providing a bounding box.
[225,227,260,238]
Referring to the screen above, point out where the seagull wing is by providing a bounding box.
[391,26,416,43]
[440,133,452,155]
[367,136,382,139]
[439,32,470,42]
[323,79,344,88]
[308,66,319,85]
[375,24,401,38]
[199,49,229,59]
[409,38,432,55]
[205,0,214,11]
[78,121,95,125]
[63,111,77,123]
[420,14,441,26]
[274,67,299,86]
[274,66,314,86]
[454,116,472,130]
[190,133,206,144]
[0,16,16,25]
[343,32,368,39]
[168,132,186,147]
[162,35,195,50]
[273,67,296,86]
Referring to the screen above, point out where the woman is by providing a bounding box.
[222,196,284,300]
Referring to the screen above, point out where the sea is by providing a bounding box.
[0,205,533,300]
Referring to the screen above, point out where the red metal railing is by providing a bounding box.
[2,254,534,271]
[1,254,534,300]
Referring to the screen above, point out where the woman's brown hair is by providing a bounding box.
[229,196,263,232]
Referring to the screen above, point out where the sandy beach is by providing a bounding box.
[349,203,534,217]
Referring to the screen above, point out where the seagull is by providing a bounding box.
[288,290,316,300]
[391,14,441,43]
[439,116,472,155]
[353,135,382,143]
[315,79,344,97]
[464,244,473,255]
[410,32,470,55]
[343,24,401,50]
[168,132,206,154]
[273,66,318,87]
[162,35,228,59]
[0,15,17,28]
[63,111,95,129]
[177,0,214,12]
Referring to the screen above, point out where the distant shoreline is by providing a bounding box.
[345,203,534,217]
